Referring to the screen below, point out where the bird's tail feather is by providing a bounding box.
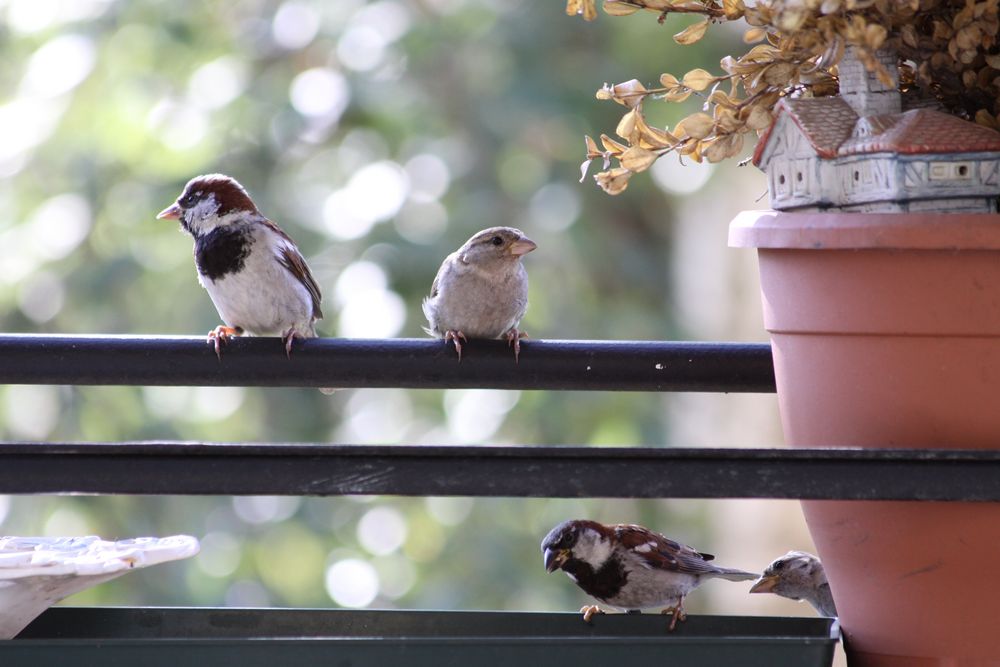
[714,568,759,582]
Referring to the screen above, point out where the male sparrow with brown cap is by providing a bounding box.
[422,226,536,362]
[542,519,759,630]
[158,174,322,359]
[750,551,837,617]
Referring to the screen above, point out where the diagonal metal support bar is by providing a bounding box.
[0,334,774,392]
[1,442,997,500]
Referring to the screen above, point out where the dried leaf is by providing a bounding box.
[715,106,743,132]
[745,104,773,130]
[702,138,728,163]
[674,19,709,45]
[986,53,1000,68]
[616,109,638,141]
[620,146,659,172]
[682,68,716,91]
[743,27,767,43]
[659,72,680,89]
[763,62,797,86]
[664,87,694,102]
[975,108,999,129]
[708,89,738,107]
[635,112,679,148]
[600,133,628,154]
[585,135,602,157]
[602,0,641,16]
[727,133,745,158]
[956,24,982,50]
[723,0,746,20]
[865,23,888,50]
[594,168,632,195]
[566,0,598,21]
[675,112,715,139]
[608,79,649,108]
[776,7,807,31]
[580,158,594,183]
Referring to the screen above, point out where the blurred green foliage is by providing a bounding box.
[0,0,760,614]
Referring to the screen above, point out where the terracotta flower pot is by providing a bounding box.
[730,210,1000,667]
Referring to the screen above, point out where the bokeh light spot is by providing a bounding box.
[651,156,715,195]
[443,389,521,442]
[272,1,320,50]
[26,193,92,261]
[337,26,387,72]
[17,270,65,323]
[425,497,474,526]
[22,34,96,98]
[232,496,302,525]
[357,507,408,556]
[188,56,248,110]
[337,389,414,444]
[4,385,60,439]
[290,67,350,121]
[405,153,450,203]
[197,531,242,578]
[322,161,409,240]
[325,558,379,607]
[528,182,581,231]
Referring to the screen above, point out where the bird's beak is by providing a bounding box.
[157,203,182,220]
[509,237,537,257]
[543,547,570,573]
[749,574,779,594]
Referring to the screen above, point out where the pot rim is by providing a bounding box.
[729,209,1000,250]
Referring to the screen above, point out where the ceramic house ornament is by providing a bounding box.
[0,534,200,638]
[754,47,1000,213]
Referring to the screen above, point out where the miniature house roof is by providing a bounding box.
[753,96,1000,168]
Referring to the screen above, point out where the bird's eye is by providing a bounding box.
[180,193,198,208]
[773,560,785,571]
[491,236,503,246]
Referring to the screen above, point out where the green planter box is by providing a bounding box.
[7,607,838,666]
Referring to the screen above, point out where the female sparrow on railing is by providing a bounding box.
[422,226,536,362]
[542,519,759,630]
[158,174,322,359]
[750,551,837,617]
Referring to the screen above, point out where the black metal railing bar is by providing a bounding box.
[0,335,775,392]
[1,442,995,501]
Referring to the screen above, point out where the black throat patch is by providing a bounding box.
[194,226,254,281]
[563,555,627,602]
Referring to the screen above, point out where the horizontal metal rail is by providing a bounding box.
[1,442,997,500]
[0,335,774,392]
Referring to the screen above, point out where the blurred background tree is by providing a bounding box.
[0,0,814,621]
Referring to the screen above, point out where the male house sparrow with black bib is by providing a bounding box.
[542,519,758,630]
[423,226,536,362]
[158,174,322,359]
[750,551,837,617]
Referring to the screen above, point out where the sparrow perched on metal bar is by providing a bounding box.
[158,174,322,360]
[542,519,758,630]
[422,226,536,362]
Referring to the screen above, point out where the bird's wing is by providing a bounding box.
[265,219,323,320]
[428,251,466,300]
[614,524,722,575]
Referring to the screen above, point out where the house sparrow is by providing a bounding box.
[750,551,837,617]
[542,519,759,630]
[422,226,536,362]
[157,174,322,359]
